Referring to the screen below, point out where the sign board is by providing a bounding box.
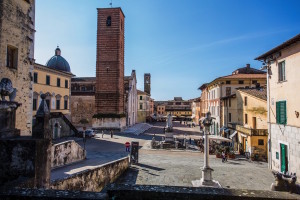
[130,141,139,164]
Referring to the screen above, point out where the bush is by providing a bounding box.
[93,113,126,119]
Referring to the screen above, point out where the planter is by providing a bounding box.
[216,154,222,158]
[228,154,236,159]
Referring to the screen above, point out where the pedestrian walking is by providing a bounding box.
[189,137,192,144]
[102,130,104,138]
[222,151,227,162]
[110,130,113,138]
[125,141,130,152]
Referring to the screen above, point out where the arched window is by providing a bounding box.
[106,16,111,26]
[56,94,62,110]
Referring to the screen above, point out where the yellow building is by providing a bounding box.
[234,88,268,161]
[33,48,74,117]
[137,90,151,123]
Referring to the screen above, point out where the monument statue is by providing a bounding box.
[0,78,17,102]
[165,113,173,132]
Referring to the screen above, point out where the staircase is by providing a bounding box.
[50,112,78,135]
[122,123,152,135]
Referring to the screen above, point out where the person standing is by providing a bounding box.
[110,130,113,138]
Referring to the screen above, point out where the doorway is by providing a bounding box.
[280,143,288,173]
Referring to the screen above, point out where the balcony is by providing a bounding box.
[236,125,268,136]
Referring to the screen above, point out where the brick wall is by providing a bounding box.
[96,8,125,114]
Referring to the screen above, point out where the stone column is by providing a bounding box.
[192,112,221,188]
[32,94,52,189]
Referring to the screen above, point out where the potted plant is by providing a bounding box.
[215,149,222,158]
[228,151,236,159]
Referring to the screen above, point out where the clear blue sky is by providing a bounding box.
[35,0,300,101]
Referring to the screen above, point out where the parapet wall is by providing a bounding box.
[51,156,129,192]
[51,140,86,168]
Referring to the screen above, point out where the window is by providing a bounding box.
[56,100,60,110]
[276,101,287,125]
[245,114,248,124]
[244,97,248,106]
[64,96,68,110]
[64,100,68,109]
[6,45,18,69]
[33,72,38,83]
[106,16,111,26]
[226,80,231,84]
[278,61,286,82]
[239,80,244,84]
[46,75,50,85]
[226,87,231,96]
[252,80,257,84]
[65,80,68,88]
[258,139,264,146]
[224,100,227,107]
[33,98,37,111]
[140,96,143,100]
[57,78,61,87]
[229,113,231,122]
[139,103,143,110]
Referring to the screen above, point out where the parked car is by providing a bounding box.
[85,129,95,138]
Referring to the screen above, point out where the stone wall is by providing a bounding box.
[70,95,95,127]
[92,117,126,131]
[0,0,35,136]
[271,123,300,180]
[49,117,74,139]
[0,137,36,187]
[51,156,129,192]
[51,140,86,169]
[107,184,299,200]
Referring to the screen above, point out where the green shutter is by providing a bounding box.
[276,102,280,124]
[276,101,287,125]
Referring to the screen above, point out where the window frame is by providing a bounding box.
[245,113,248,124]
[6,45,18,69]
[276,101,287,125]
[33,72,38,83]
[244,96,248,106]
[238,80,244,84]
[65,80,68,88]
[46,75,50,85]
[57,78,61,87]
[278,61,286,82]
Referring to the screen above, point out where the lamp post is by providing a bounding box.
[192,112,221,187]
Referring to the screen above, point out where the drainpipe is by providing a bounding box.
[267,64,272,169]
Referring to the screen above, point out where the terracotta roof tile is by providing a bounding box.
[237,88,267,101]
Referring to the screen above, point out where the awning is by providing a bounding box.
[220,126,227,131]
[206,135,232,142]
[229,131,237,139]
[240,133,248,138]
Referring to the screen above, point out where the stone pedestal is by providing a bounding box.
[0,101,21,138]
[165,132,174,142]
[92,117,126,132]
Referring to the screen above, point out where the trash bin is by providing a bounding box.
[130,141,139,164]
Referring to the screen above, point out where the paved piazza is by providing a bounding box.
[52,122,274,190]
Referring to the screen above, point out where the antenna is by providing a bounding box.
[109,0,112,8]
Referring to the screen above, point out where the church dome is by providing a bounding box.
[46,46,71,72]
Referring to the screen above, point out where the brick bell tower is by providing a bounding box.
[96,8,125,114]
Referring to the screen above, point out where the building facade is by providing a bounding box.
[70,77,96,127]
[124,70,138,126]
[256,34,300,178]
[0,0,35,135]
[199,83,209,118]
[137,90,150,123]
[235,88,268,160]
[33,48,73,118]
[205,64,266,135]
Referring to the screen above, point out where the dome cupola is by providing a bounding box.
[46,46,71,72]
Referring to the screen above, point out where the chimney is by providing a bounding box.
[246,64,250,69]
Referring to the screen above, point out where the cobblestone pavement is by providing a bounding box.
[116,149,274,190]
[52,122,274,191]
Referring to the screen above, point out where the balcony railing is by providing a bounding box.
[236,125,268,136]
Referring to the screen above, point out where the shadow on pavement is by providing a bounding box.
[136,163,165,171]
